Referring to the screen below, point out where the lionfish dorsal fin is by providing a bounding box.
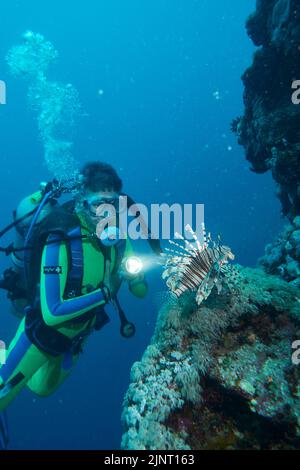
[200,222,209,249]
[185,224,203,252]
[164,248,185,258]
[169,239,192,256]
[174,232,195,254]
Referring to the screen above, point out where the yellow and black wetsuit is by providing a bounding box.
[0,222,147,411]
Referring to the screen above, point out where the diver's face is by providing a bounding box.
[82,189,119,227]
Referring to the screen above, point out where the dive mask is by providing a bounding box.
[83,194,122,218]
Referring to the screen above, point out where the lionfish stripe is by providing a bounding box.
[184,272,200,288]
[186,266,206,283]
[201,249,213,267]
[193,255,210,273]
[191,254,210,269]
[186,261,204,277]
[181,276,195,289]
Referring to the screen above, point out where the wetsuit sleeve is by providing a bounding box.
[124,239,148,299]
[40,234,106,327]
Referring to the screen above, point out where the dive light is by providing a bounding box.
[125,256,143,275]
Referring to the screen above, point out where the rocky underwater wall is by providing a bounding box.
[121,1,300,450]
[232,0,300,282]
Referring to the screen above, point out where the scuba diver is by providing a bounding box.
[0,161,161,449]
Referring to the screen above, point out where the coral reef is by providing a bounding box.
[259,216,300,286]
[6,31,80,183]
[233,1,300,284]
[121,267,300,449]
[233,0,300,220]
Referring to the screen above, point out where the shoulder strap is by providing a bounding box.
[26,201,80,303]
[64,226,84,298]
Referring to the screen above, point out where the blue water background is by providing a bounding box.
[0,0,283,449]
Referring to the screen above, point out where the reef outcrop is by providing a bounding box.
[232,0,300,220]
[121,267,300,450]
[233,0,300,284]
[259,216,300,285]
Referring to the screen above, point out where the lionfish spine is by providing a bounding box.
[175,231,199,255]
[185,224,203,252]
[168,239,193,256]
[164,247,187,258]
[201,222,208,249]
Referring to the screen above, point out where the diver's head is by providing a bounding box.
[76,161,123,230]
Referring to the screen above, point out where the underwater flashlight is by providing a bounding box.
[125,256,143,275]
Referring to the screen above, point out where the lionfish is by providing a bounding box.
[162,224,235,305]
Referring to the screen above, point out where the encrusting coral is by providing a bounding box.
[259,216,300,287]
[121,267,300,449]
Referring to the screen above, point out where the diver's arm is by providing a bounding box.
[124,239,148,299]
[40,234,107,327]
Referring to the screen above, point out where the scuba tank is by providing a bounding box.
[11,182,57,278]
[6,183,58,316]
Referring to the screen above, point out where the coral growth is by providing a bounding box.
[121,267,300,449]
[259,216,300,287]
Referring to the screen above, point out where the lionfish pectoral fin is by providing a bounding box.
[215,278,223,294]
[195,278,214,305]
